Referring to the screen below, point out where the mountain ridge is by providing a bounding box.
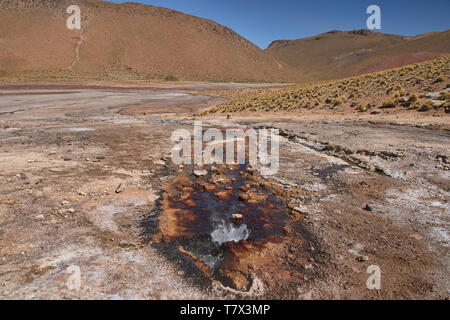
[265,28,450,81]
[0,0,301,82]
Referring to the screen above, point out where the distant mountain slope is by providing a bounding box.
[265,29,450,81]
[0,0,301,82]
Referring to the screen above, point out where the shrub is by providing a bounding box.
[381,98,396,108]
[418,102,432,112]
[333,98,344,106]
[164,74,182,81]
[434,75,444,83]
[409,102,420,110]
[358,103,371,112]
[408,93,418,103]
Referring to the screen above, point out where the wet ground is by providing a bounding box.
[0,83,448,299]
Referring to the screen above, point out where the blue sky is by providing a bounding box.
[108,0,450,49]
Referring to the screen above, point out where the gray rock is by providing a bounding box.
[431,100,444,107]
[425,92,442,99]
[193,169,208,177]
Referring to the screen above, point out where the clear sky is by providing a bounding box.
[108,0,450,49]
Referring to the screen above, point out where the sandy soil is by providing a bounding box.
[0,83,448,299]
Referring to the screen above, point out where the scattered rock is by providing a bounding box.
[357,255,369,262]
[214,190,232,201]
[232,213,243,219]
[203,184,216,192]
[118,240,135,248]
[16,173,26,180]
[431,100,444,107]
[293,206,307,213]
[410,234,423,240]
[193,169,208,177]
[239,184,251,192]
[370,110,381,115]
[437,154,449,164]
[425,92,442,99]
[246,166,255,174]
[363,204,373,212]
[115,183,125,194]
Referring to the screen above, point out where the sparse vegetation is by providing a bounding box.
[418,102,432,112]
[199,55,449,117]
[163,74,183,82]
[434,75,444,83]
[381,98,397,109]
[358,103,371,112]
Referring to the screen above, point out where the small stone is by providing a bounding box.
[115,183,125,194]
[232,213,243,219]
[370,110,381,115]
[410,233,423,240]
[292,206,307,214]
[96,156,105,160]
[193,169,208,177]
[431,100,444,107]
[227,114,232,119]
[357,255,369,262]
[239,184,251,192]
[363,204,373,212]
[67,208,75,213]
[425,92,441,99]
[119,240,132,248]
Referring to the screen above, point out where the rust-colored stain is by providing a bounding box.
[154,163,297,290]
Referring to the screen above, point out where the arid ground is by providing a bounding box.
[0,80,448,300]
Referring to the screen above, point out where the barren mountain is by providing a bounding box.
[266,29,450,81]
[0,0,301,82]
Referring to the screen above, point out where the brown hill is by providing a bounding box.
[0,0,301,82]
[266,29,450,81]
